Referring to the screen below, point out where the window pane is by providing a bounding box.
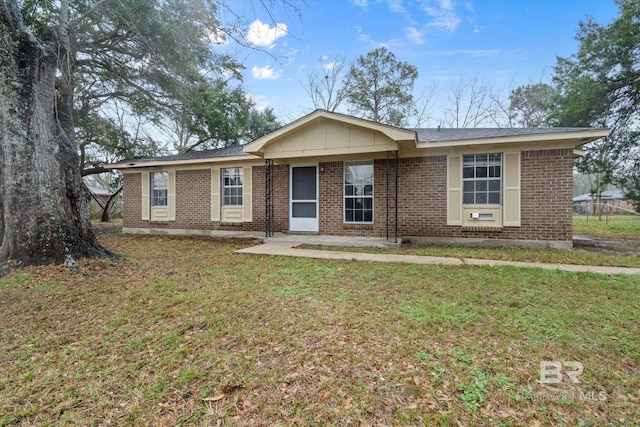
[152,172,168,190]
[292,202,316,218]
[475,156,488,166]
[463,192,474,204]
[151,172,168,207]
[221,168,243,206]
[345,210,354,222]
[461,154,502,205]
[292,166,316,200]
[344,161,374,223]
[345,198,354,209]
[489,153,501,163]
[463,167,474,179]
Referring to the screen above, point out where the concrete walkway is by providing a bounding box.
[236,241,640,275]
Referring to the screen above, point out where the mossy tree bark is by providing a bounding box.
[0,0,110,272]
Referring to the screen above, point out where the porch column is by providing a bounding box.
[386,151,399,243]
[265,159,274,237]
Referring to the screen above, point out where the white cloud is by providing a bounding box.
[251,65,281,80]
[405,26,425,44]
[353,25,401,49]
[324,62,336,71]
[422,0,461,31]
[348,0,368,9]
[474,24,481,33]
[387,0,407,14]
[246,93,270,111]
[246,19,288,49]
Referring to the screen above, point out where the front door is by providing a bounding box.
[289,165,318,232]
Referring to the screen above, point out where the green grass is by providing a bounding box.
[298,243,640,268]
[0,234,638,426]
[574,214,640,239]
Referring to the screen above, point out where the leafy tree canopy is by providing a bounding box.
[343,47,418,127]
[551,0,640,211]
[509,83,557,127]
[20,0,278,174]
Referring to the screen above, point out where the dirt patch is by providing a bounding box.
[574,234,640,254]
[92,222,123,235]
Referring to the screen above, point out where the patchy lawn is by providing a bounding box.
[574,214,640,239]
[296,244,640,268]
[1,234,639,426]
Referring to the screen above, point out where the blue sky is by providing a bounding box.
[219,0,620,125]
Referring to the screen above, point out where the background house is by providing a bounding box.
[573,189,635,214]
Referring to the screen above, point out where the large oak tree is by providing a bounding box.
[0,0,283,270]
[1,0,108,272]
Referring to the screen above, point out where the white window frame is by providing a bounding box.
[150,171,168,207]
[344,161,374,224]
[463,154,502,206]
[221,167,243,207]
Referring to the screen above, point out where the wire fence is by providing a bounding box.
[573,203,640,225]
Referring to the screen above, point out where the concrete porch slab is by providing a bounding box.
[266,233,400,248]
[237,241,640,275]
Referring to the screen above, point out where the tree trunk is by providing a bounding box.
[101,187,123,222]
[0,0,111,273]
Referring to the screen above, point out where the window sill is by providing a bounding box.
[342,223,374,230]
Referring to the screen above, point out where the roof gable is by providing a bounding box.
[243,110,416,158]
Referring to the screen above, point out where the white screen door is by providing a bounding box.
[289,165,318,232]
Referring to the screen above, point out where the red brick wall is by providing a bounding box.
[123,169,263,232]
[122,173,142,229]
[252,164,289,232]
[121,148,574,241]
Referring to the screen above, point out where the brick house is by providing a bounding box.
[109,110,608,248]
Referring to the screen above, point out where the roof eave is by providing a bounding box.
[105,154,260,170]
[415,129,609,149]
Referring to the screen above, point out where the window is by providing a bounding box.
[222,168,243,206]
[344,161,373,223]
[151,172,168,207]
[463,154,502,205]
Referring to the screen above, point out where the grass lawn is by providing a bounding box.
[1,234,639,426]
[573,214,640,239]
[297,244,640,269]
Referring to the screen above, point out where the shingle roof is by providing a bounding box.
[573,189,627,202]
[127,144,247,163]
[409,127,596,143]
[115,123,604,167]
